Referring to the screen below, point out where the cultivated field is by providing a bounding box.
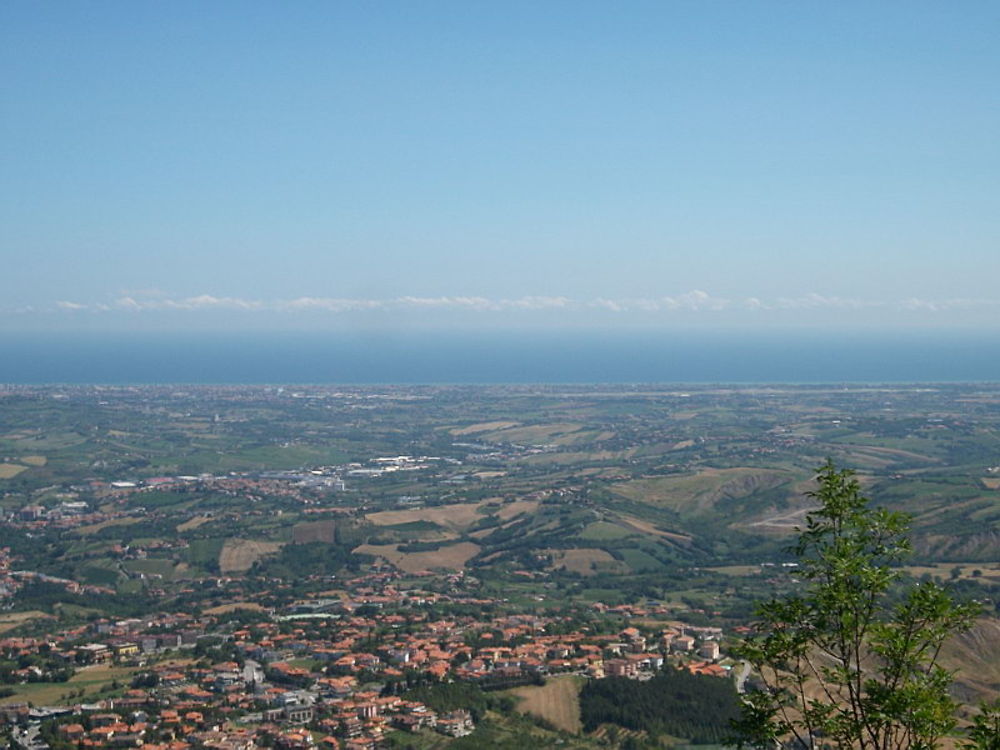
[450,420,520,435]
[73,517,142,536]
[366,503,483,531]
[0,463,27,479]
[353,541,480,573]
[701,565,762,577]
[292,520,336,544]
[548,548,624,576]
[219,539,283,573]
[900,562,1000,583]
[495,499,540,521]
[579,521,633,541]
[520,449,635,467]
[177,515,211,532]
[747,506,815,534]
[122,559,177,580]
[612,467,794,516]
[0,611,51,634]
[203,602,267,615]
[367,499,538,535]
[0,664,138,706]
[618,515,692,544]
[509,675,585,733]
[829,443,939,470]
[479,422,585,444]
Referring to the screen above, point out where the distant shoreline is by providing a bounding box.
[1,330,998,385]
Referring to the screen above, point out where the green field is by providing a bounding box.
[578,521,633,541]
[0,665,138,706]
[619,548,667,572]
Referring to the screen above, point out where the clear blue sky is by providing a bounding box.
[2,1,998,332]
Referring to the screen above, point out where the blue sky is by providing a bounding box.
[2,1,998,332]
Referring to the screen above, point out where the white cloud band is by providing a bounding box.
[38,291,1000,316]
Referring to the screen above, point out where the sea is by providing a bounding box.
[1,330,998,385]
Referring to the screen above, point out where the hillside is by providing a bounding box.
[5,384,1000,596]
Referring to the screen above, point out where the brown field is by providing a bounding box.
[496,499,540,521]
[618,515,692,544]
[177,515,211,532]
[353,541,480,573]
[219,539,284,573]
[0,464,28,479]
[983,478,1000,490]
[548,548,624,576]
[510,675,584,733]
[473,471,507,479]
[204,602,267,615]
[0,611,52,634]
[74,517,142,536]
[450,420,520,435]
[292,520,336,544]
[365,503,484,531]
[520,449,635,466]
[20,455,47,466]
[482,422,584,445]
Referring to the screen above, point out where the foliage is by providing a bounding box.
[730,462,980,750]
[965,700,1000,750]
[12,580,158,618]
[253,541,369,579]
[579,666,739,742]
[401,681,514,721]
[445,714,564,750]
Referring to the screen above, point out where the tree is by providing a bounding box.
[965,701,1000,750]
[729,461,979,750]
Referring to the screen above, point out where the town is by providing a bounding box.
[0,562,737,750]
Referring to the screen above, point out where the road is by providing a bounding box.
[734,660,751,694]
